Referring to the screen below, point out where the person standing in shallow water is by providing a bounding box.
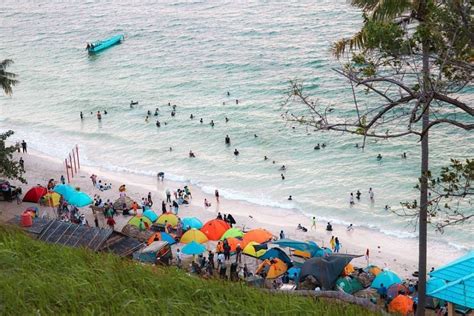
[215,190,220,203]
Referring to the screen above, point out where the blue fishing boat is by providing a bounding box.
[86,34,124,53]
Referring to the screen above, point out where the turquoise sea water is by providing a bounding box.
[0,1,472,248]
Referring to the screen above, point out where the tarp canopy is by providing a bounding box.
[371,270,402,289]
[201,219,230,240]
[182,217,203,230]
[23,186,48,203]
[220,227,244,240]
[147,232,176,245]
[180,229,208,244]
[243,241,266,258]
[388,295,414,316]
[68,191,93,207]
[336,276,363,294]
[256,258,288,279]
[260,247,292,267]
[41,192,61,207]
[53,184,75,200]
[156,213,179,227]
[182,241,206,255]
[300,254,359,290]
[272,239,322,257]
[242,228,273,245]
[143,209,158,222]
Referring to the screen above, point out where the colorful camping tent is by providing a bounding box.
[143,209,158,222]
[68,191,93,207]
[388,295,414,315]
[336,276,364,294]
[41,192,61,207]
[182,241,206,255]
[147,232,176,245]
[181,217,203,230]
[260,247,292,266]
[342,263,355,276]
[256,258,288,279]
[201,219,230,240]
[180,229,208,244]
[371,270,402,289]
[387,283,409,301]
[223,237,244,252]
[220,227,244,240]
[156,213,179,227]
[23,186,47,203]
[288,267,301,281]
[242,228,273,244]
[243,241,266,258]
[128,216,152,229]
[300,254,359,290]
[365,265,382,276]
[272,238,322,257]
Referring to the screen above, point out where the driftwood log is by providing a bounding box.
[265,289,381,313]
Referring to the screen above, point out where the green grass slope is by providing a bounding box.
[0,226,378,315]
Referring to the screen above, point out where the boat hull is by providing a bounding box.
[88,34,124,53]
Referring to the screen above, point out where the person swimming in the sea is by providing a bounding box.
[200,118,203,124]
[279,165,286,171]
[234,149,239,156]
[189,150,196,158]
[281,174,285,180]
[190,114,194,119]
[225,135,231,145]
[264,156,268,160]
[154,108,159,116]
[156,120,161,127]
[210,120,215,127]
[377,154,382,160]
[314,144,320,150]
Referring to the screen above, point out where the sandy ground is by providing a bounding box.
[0,149,466,279]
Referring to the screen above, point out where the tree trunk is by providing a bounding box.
[418,2,430,313]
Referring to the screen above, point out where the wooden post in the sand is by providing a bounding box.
[69,153,74,178]
[65,159,70,183]
[76,145,80,170]
[72,148,78,174]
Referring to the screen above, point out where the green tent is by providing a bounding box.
[336,277,363,294]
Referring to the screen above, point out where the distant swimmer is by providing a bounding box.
[169,147,172,151]
[171,110,176,117]
[156,120,161,127]
[272,160,276,164]
[281,173,285,180]
[172,104,177,110]
[264,156,268,160]
[279,165,286,171]
[402,152,407,159]
[355,143,359,148]
[377,154,382,160]
[356,190,361,200]
[326,222,333,231]
[349,193,355,205]
[288,195,292,200]
[168,102,171,106]
[225,135,231,145]
[314,143,320,150]
[190,114,194,119]
[154,108,159,116]
[200,118,203,124]
[223,102,226,105]
[225,117,229,123]
[227,91,230,96]
[145,116,149,123]
[130,100,138,107]
[254,134,258,138]
[80,112,83,120]
[322,143,326,148]
[347,224,354,231]
[234,149,239,156]
[369,187,374,201]
[189,150,196,158]
[147,110,152,116]
[210,120,215,127]
[97,111,102,120]
[104,110,108,115]
[236,99,239,104]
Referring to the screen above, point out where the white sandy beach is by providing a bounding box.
[0,148,466,279]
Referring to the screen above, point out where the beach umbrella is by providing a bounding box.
[220,227,244,240]
[147,232,176,245]
[143,209,158,222]
[53,184,75,200]
[128,216,152,229]
[182,217,203,230]
[388,295,414,316]
[68,191,93,207]
[256,258,288,279]
[242,228,273,245]
[23,186,48,203]
[41,192,61,207]
[387,283,409,301]
[180,229,208,244]
[243,241,266,258]
[371,270,402,289]
[156,212,179,227]
[288,267,301,281]
[201,219,230,240]
[182,241,206,256]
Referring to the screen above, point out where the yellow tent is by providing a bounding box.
[180,229,208,244]
[42,192,61,207]
[156,212,179,227]
[243,241,266,258]
[256,258,287,279]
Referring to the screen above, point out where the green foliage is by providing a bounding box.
[0,130,26,183]
[0,226,377,315]
[0,59,19,96]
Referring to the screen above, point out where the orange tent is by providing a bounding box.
[242,228,273,245]
[293,249,311,259]
[256,258,288,279]
[342,263,355,276]
[223,237,245,252]
[368,265,382,276]
[388,295,414,316]
[201,219,230,240]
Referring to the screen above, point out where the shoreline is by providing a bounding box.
[1,147,467,279]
